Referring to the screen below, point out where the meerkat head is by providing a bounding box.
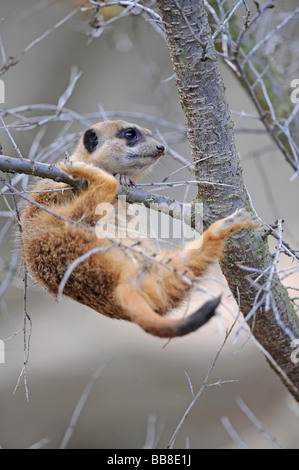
[71,120,165,180]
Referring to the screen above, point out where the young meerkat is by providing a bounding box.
[20,120,258,338]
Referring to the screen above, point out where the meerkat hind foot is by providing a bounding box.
[212,208,259,238]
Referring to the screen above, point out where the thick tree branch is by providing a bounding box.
[156,0,299,400]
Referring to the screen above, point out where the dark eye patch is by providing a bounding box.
[83,128,98,153]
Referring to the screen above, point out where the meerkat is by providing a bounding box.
[20,120,258,338]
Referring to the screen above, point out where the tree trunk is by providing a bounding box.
[156,0,299,400]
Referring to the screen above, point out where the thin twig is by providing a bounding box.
[0,9,78,77]
[57,245,115,300]
[242,7,299,67]
[220,416,249,449]
[167,311,240,449]
[59,361,111,449]
[235,396,284,449]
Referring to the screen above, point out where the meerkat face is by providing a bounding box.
[71,120,165,180]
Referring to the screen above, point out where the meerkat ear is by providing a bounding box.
[83,128,98,153]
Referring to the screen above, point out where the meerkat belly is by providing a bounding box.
[95,200,161,255]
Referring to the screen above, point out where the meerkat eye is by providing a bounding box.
[124,128,138,142]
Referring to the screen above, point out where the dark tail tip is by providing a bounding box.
[175,295,221,336]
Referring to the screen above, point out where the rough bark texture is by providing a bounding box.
[156,0,299,400]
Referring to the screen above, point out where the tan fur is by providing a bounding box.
[20,120,258,338]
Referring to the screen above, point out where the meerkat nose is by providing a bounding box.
[156,145,165,154]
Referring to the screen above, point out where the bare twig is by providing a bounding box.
[142,413,161,449]
[220,416,249,449]
[235,396,284,449]
[0,9,78,77]
[57,245,115,300]
[59,361,111,449]
[167,313,240,449]
[26,437,51,450]
[242,7,299,67]
[5,178,32,402]
[212,0,247,40]
[57,66,83,113]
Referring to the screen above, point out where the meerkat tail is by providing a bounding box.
[173,296,221,336]
[115,284,219,338]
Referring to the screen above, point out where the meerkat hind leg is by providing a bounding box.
[168,209,259,279]
[209,208,258,238]
[115,284,220,338]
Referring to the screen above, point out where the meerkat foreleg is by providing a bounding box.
[57,161,118,221]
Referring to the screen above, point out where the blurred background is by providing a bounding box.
[0,0,298,449]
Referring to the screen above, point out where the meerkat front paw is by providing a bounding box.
[211,208,260,239]
[114,174,136,186]
[58,161,94,180]
[58,160,118,187]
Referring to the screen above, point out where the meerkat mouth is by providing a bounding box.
[126,152,163,163]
